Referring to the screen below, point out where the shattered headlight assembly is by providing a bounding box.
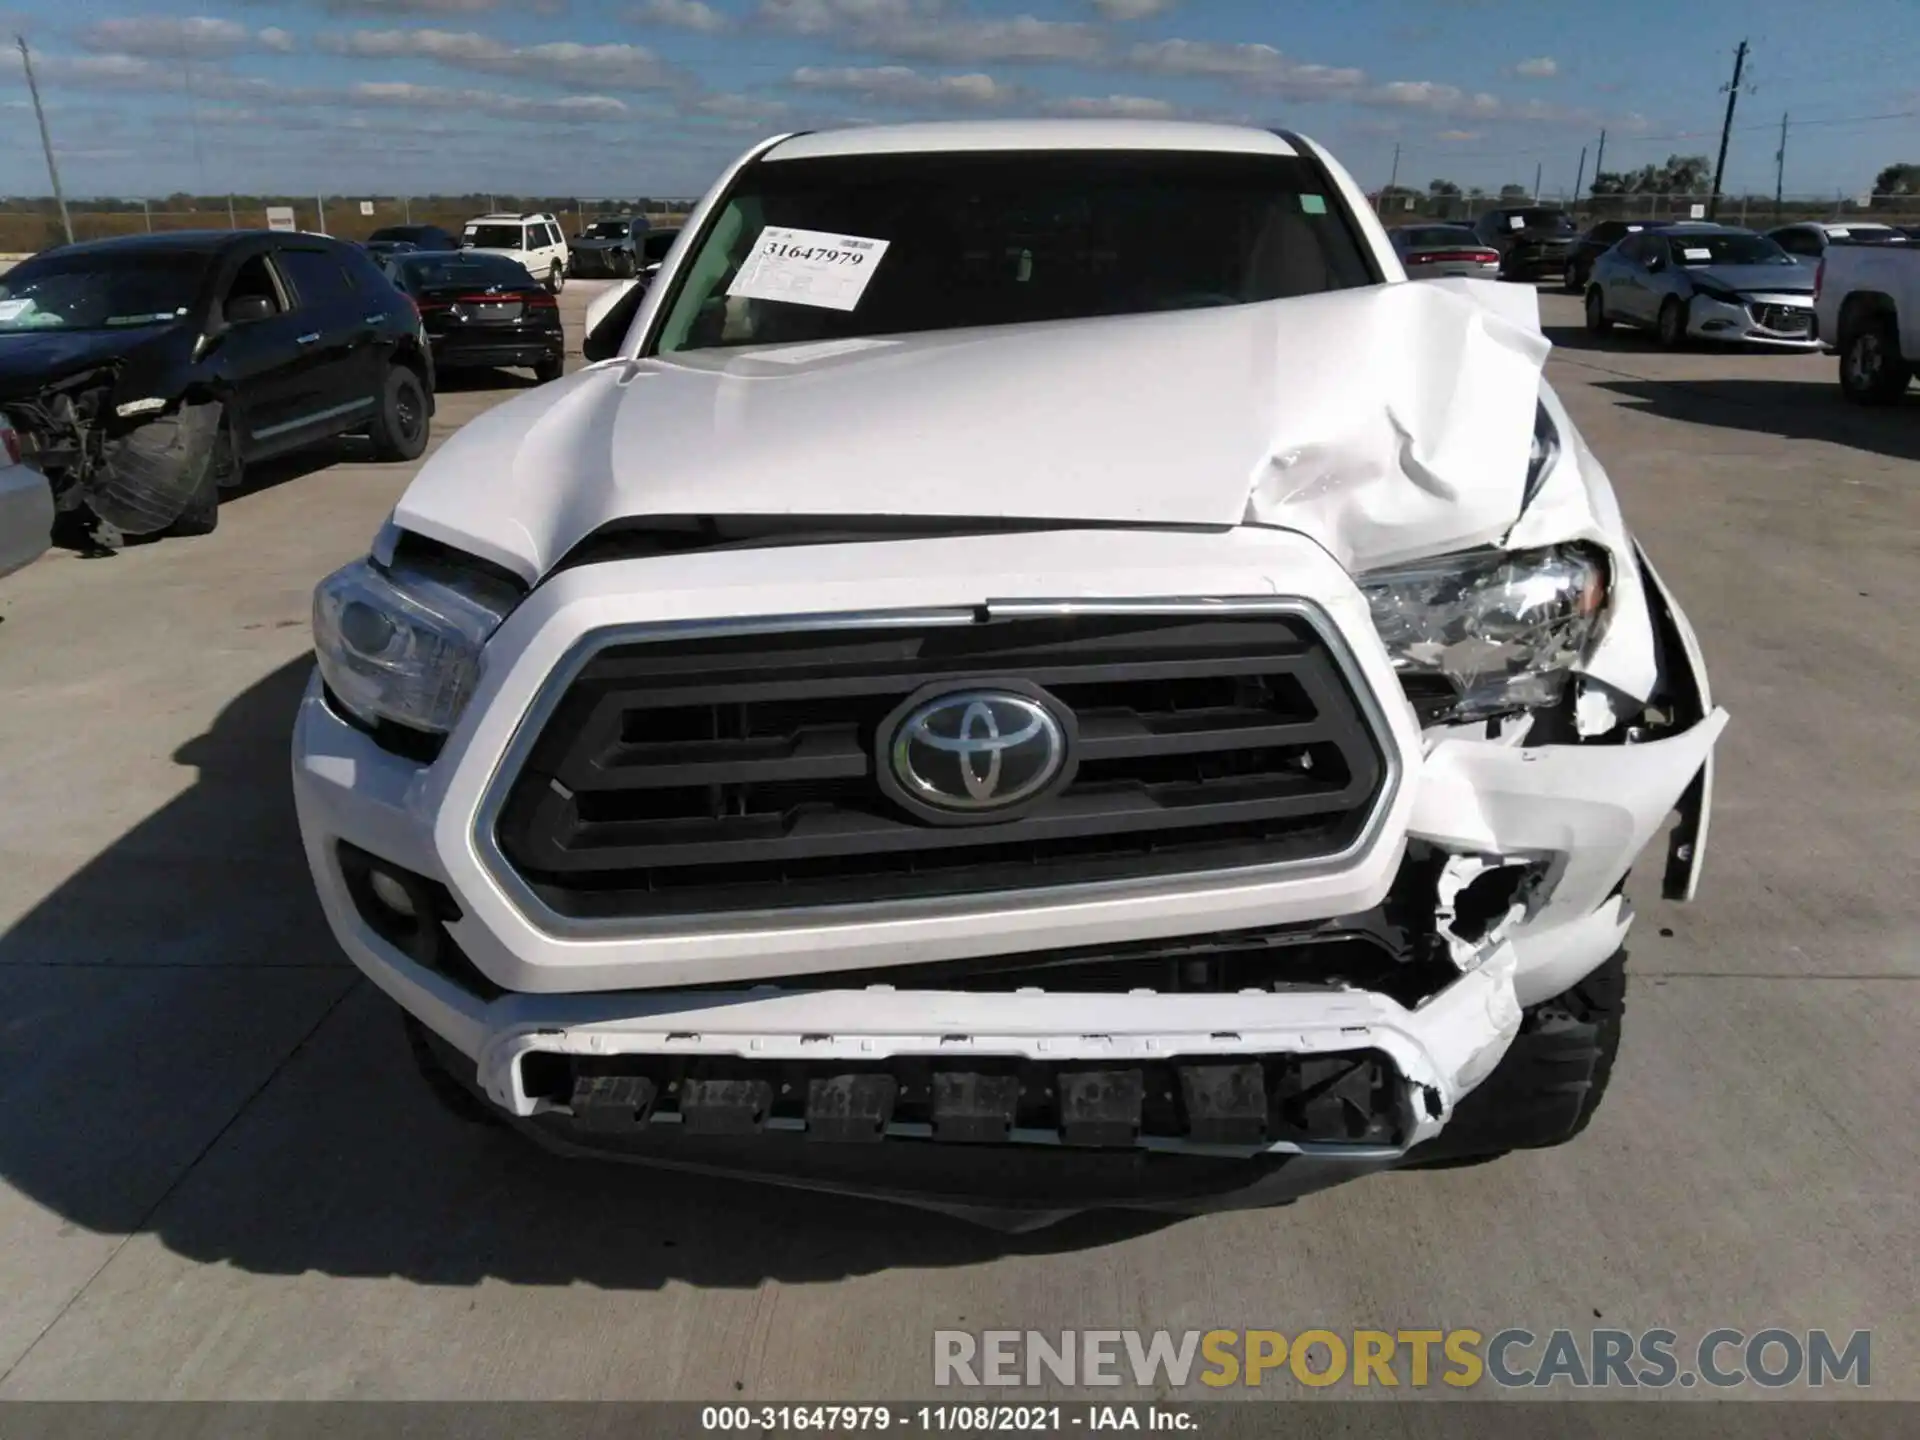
[1359,543,1609,724]
[312,552,521,738]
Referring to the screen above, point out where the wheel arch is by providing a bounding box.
[1837,289,1898,345]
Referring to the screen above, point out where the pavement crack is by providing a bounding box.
[0,973,364,1392]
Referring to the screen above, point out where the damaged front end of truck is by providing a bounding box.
[293,272,1725,1228]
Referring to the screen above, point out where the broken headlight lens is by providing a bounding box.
[312,553,520,738]
[1359,543,1609,724]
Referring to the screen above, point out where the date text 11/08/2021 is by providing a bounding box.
[701,1407,1192,1432]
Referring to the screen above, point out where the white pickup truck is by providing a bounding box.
[1814,242,1919,404]
[294,120,1725,1226]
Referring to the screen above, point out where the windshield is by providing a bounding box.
[1502,209,1574,232]
[0,252,208,333]
[395,253,535,291]
[583,221,630,239]
[1667,231,1796,266]
[1831,227,1908,247]
[464,224,525,250]
[655,150,1374,356]
[1398,226,1478,248]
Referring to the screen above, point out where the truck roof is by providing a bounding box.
[762,119,1303,163]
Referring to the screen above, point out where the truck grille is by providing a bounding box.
[493,610,1389,921]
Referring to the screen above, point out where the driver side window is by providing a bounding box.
[222,253,286,321]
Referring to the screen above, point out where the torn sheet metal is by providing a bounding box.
[393,279,1555,586]
[1410,710,1728,936]
[1433,854,1539,972]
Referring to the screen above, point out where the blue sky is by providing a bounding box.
[3,0,1916,200]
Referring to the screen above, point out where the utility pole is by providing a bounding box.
[1571,145,1588,220]
[1532,161,1543,202]
[15,35,73,246]
[1387,141,1400,210]
[1707,38,1749,221]
[1774,111,1788,215]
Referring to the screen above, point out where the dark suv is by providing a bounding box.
[1563,219,1644,292]
[1472,206,1578,280]
[0,230,434,549]
[568,216,651,277]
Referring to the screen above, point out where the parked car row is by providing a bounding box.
[362,211,680,287]
[0,209,614,567]
[1389,208,1914,406]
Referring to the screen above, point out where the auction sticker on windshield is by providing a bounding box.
[728,226,891,312]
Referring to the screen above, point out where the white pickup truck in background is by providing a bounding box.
[1814,243,1919,404]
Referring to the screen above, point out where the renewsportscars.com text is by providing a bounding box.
[932,1328,1871,1391]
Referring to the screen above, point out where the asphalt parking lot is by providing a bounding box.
[0,281,1914,1401]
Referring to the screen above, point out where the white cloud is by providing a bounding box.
[789,63,1021,107]
[1044,92,1178,118]
[321,0,511,14]
[76,17,298,59]
[348,79,629,121]
[1512,56,1557,78]
[1122,39,1365,96]
[630,0,731,32]
[1435,128,1483,141]
[760,2,1106,64]
[690,91,792,123]
[317,29,685,89]
[1088,0,1177,19]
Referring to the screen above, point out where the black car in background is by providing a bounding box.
[382,251,564,383]
[0,230,433,549]
[1563,218,1645,292]
[365,224,461,260]
[634,226,682,278]
[568,216,651,277]
[1472,205,1578,280]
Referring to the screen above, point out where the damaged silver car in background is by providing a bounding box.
[0,230,432,551]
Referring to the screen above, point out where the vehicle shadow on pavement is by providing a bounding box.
[435,368,542,394]
[0,660,1177,1291]
[1539,322,1658,355]
[1595,378,1920,464]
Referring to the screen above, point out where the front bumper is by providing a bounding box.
[567,249,629,276]
[1687,293,1820,349]
[292,526,1723,1210]
[428,334,564,370]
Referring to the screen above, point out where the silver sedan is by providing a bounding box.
[1584,224,1818,349]
[1388,224,1501,279]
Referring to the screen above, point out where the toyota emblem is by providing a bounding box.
[879,685,1074,822]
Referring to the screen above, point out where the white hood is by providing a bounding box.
[394,278,1552,585]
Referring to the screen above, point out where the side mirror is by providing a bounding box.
[582,278,644,362]
[224,295,275,325]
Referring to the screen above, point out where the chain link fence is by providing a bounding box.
[1371,190,1920,228]
[0,195,703,255]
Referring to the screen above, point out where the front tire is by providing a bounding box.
[1839,318,1912,405]
[1584,286,1613,334]
[1403,950,1628,1168]
[368,363,430,462]
[1657,296,1689,350]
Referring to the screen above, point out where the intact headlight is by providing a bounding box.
[1359,543,1609,724]
[312,551,520,737]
